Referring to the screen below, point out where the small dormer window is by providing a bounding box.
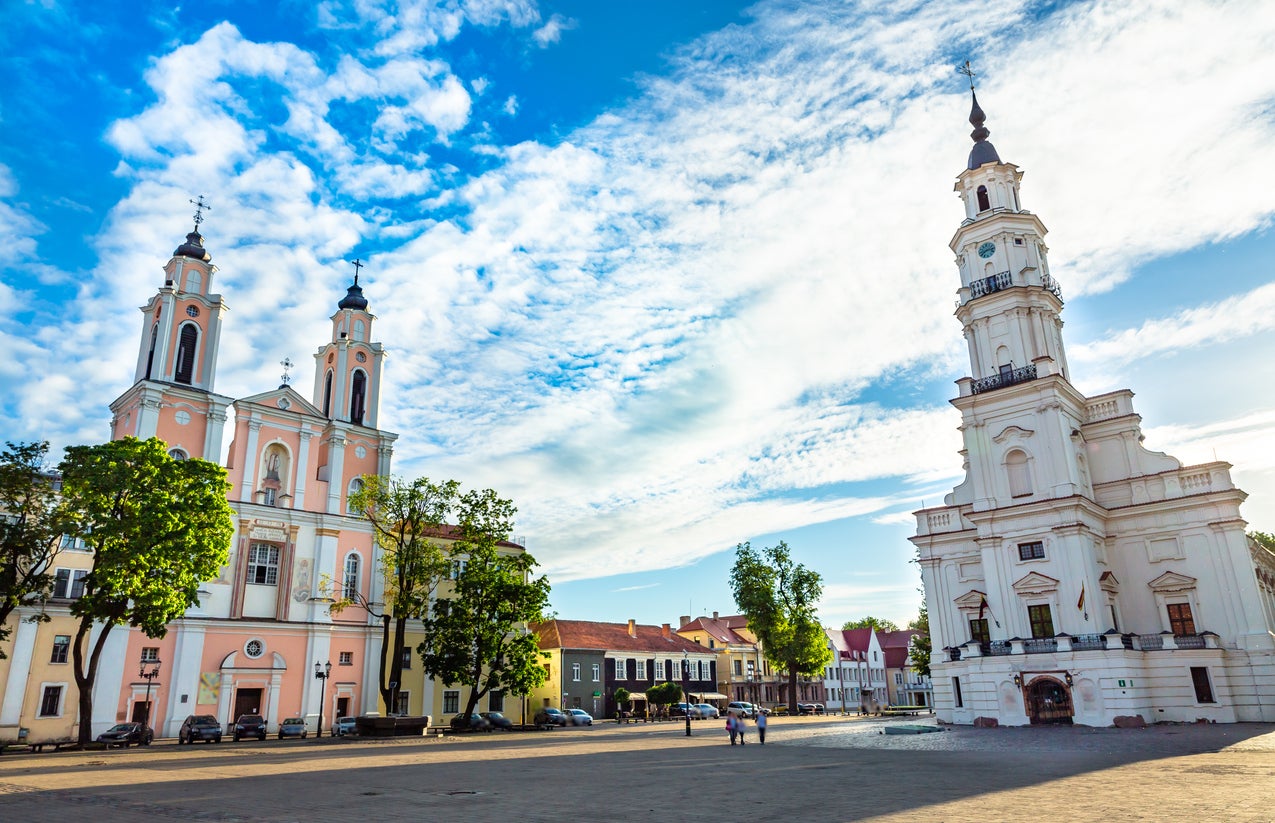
[976,185,990,212]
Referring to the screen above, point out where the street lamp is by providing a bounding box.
[682,651,692,737]
[314,660,332,737]
[139,657,161,742]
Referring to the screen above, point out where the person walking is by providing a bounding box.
[756,709,767,745]
[737,712,747,745]
[726,713,738,745]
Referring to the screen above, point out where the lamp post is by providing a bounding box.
[682,651,692,737]
[314,660,332,737]
[139,657,161,742]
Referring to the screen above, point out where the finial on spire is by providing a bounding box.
[958,60,1001,169]
[957,60,976,92]
[280,357,294,388]
[350,258,363,286]
[189,195,211,232]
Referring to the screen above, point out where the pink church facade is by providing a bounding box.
[92,217,396,737]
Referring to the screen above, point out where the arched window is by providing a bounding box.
[350,370,367,425]
[347,477,364,514]
[185,269,202,294]
[343,553,360,601]
[174,323,199,384]
[144,324,158,380]
[1006,449,1032,497]
[322,370,333,417]
[168,448,188,460]
[353,320,366,342]
[976,185,990,212]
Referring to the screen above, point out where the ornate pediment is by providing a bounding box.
[1147,570,1197,593]
[953,589,988,611]
[1011,571,1059,596]
[1099,570,1120,594]
[992,425,1035,444]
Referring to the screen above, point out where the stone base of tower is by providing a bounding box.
[931,640,1275,727]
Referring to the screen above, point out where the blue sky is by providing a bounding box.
[3,0,1274,630]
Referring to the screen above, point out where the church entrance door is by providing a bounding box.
[1026,677,1073,725]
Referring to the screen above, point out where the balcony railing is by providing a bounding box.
[1041,273,1064,302]
[987,640,1012,656]
[969,271,1013,299]
[1070,634,1105,651]
[947,632,1217,661]
[971,364,1038,395]
[1023,638,1057,654]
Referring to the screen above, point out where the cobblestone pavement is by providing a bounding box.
[1,715,1272,822]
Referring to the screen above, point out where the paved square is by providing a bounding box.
[1,716,1272,821]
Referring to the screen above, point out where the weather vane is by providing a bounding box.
[190,195,211,230]
[280,357,294,387]
[957,60,977,91]
[350,258,364,285]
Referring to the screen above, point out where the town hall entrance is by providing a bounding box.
[1026,678,1073,725]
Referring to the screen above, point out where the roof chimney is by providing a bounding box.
[712,611,719,620]
[661,623,671,639]
[627,619,636,637]
[678,615,690,629]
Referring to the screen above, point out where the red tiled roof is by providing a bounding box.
[877,630,921,649]
[532,620,711,655]
[841,628,874,652]
[882,646,910,669]
[677,614,753,645]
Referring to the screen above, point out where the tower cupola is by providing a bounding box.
[966,92,1002,170]
[337,278,368,310]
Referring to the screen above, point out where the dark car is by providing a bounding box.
[481,711,514,730]
[97,722,153,748]
[449,713,492,732]
[533,708,568,726]
[232,714,267,741]
[178,714,222,744]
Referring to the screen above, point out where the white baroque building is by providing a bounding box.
[911,91,1275,726]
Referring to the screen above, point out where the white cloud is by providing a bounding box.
[533,13,575,47]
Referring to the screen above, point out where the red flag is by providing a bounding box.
[978,595,988,620]
[1077,584,1086,611]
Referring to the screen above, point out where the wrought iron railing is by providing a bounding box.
[1174,634,1206,649]
[1071,634,1105,651]
[987,640,1012,656]
[1135,634,1164,651]
[971,364,1038,394]
[947,647,962,662]
[1041,274,1064,302]
[969,271,1013,299]
[1023,638,1058,654]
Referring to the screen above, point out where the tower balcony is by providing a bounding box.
[969,270,1013,299]
[944,631,1218,661]
[970,363,1037,394]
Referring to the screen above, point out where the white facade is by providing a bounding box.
[912,93,1275,726]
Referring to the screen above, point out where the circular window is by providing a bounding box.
[186,305,200,318]
[174,410,191,425]
[354,445,367,459]
[355,351,367,363]
[244,639,264,659]
[277,397,291,410]
[168,448,188,460]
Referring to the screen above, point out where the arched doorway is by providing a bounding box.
[1026,677,1073,725]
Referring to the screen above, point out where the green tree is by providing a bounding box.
[0,441,64,659]
[418,488,551,718]
[729,540,831,714]
[614,687,631,712]
[58,438,233,745]
[908,601,931,678]
[647,681,682,712]
[342,475,457,712]
[1251,531,1275,553]
[841,616,900,632]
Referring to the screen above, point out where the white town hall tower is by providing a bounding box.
[912,87,1275,726]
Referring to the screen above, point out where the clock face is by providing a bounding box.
[977,241,996,259]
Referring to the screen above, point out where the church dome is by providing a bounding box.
[338,281,368,311]
[966,92,1002,170]
[174,231,211,262]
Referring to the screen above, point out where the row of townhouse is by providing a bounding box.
[823,628,933,713]
[677,613,826,709]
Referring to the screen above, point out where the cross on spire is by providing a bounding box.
[957,60,976,92]
[280,357,294,387]
[190,195,211,231]
[349,258,363,285]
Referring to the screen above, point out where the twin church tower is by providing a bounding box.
[93,205,398,736]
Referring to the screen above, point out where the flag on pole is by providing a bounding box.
[978,595,989,620]
[1076,584,1086,612]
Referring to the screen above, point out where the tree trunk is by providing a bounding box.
[72,615,114,746]
[787,666,799,714]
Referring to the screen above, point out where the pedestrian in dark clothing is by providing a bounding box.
[756,710,767,744]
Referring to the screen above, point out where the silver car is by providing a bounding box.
[693,703,720,719]
[332,716,358,736]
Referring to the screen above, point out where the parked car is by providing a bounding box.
[670,702,700,718]
[726,702,754,718]
[567,709,594,726]
[534,708,569,726]
[232,714,267,741]
[481,711,514,730]
[178,714,222,744]
[332,716,358,737]
[97,722,153,748]
[797,703,826,715]
[278,717,308,739]
[450,713,492,732]
[692,703,720,719]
